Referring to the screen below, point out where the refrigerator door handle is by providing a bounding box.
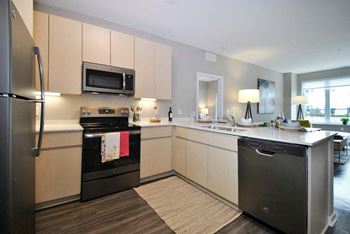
[33,46,45,157]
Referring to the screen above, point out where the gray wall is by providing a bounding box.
[36,3,284,122]
[283,73,297,119]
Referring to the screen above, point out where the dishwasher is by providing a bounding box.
[238,138,308,234]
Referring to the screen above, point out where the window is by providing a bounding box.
[302,77,350,123]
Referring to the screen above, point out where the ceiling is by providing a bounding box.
[35,0,350,74]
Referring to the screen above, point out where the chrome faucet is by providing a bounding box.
[223,112,236,126]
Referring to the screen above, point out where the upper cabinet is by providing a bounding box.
[111,31,134,69]
[135,37,172,100]
[155,42,172,100]
[135,37,155,99]
[49,15,82,95]
[83,23,110,65]
[33,11,49,91]
[33,11,172,99]
[12,0,33,36]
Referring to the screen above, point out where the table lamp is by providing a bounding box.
[200,107,209,119]
[292,96,309,120]
[238,89,260,122]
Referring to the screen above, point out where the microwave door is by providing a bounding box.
[83,68,124,94]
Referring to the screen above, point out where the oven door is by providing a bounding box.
[82,129,140,182]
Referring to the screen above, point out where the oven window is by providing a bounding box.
[82,133,140,174]
[86,69,123,90]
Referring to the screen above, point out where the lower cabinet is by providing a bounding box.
[36,147,82,204]
[140,126,173,179]
[173,138,186,176]
[174,127,238,204]
[186,141,208,187]
[141,137,172,178]
[35,131,82,205]
[207,147,238,204]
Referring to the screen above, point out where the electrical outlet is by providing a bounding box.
[177,108,182,115]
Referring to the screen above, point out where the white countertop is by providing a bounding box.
[133,118,335,146]
[37,118,335,146]
[36,120,83,133]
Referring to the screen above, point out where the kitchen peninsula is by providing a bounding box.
[37,119,336,234]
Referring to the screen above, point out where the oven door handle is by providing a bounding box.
[84,130,141,138]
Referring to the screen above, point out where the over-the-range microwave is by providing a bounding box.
[82,62,135,95]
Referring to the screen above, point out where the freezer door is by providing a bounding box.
[0,1,35,99]
[0,97,36,233]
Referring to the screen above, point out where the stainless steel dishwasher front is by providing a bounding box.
[238,137,308,234]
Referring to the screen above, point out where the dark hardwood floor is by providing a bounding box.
[36,159,350,234]
[36,189,173,234]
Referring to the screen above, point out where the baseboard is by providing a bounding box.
[140,171,175,184]
[328,212,337,227]
[35,194,80,211]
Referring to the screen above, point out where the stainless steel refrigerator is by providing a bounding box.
[0,0,45,233]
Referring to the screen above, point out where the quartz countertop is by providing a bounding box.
[37,118,335,146]
[132,118,335,146]
[36,120,83,133]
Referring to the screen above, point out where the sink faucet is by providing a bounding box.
[223,112,236,126]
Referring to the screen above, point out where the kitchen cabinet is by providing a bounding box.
[83,23,110,65]
[36,147,82,204]
[35,131,82,204]
[135,37,172,100]
[33,11,48,91]
[186,141,208,187]
[49,15,82,95]
[13,0,33,36]
[155,42,172,100]
[175,127,238,204]
[140,127,172,179]
[111,31,134,69]
[207,147,238,204]
[134,37,155,99]
[174,138,186,176]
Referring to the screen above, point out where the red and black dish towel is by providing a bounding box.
[101,132,129,163]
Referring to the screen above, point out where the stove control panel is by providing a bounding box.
[80,107,129,117]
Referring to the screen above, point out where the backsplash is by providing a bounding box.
[39,94,173,120]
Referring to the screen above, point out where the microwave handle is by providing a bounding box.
[123,73,126,90]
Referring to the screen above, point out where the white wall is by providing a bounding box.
[36,3,284,122]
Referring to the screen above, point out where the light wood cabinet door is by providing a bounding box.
[207,147,238,204]
[155,43,172,100]
[174,137,186,176]
[33,11,48,91]
[141,137,172,178]
[186,141,208,187]
[49,15,82,94]
[13,0,33,36]
[35,147,82,203]
[134,37,155,99]
[111,31,134,69]
[83,23,110,65]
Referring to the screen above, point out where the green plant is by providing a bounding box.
[340,117,349,125]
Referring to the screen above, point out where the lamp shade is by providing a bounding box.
[238,89,260,103]
[200,107,209,115]
[292,96,309,105]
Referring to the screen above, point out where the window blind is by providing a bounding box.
[302,77,350,89]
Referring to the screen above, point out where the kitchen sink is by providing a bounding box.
[201,125,247,132]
